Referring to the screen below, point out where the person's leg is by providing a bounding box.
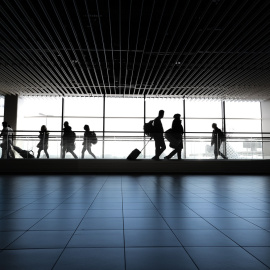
[37,149,41,158]
[157,137,166,157]
[214,143,218,159]
[87,146,96,159]
[177,149,182,159]
[70,151,78,159]
[152,138,158,159]
[166,149,177,159]
[44,149,49,158]
[62,146,66,158]
[8,142,15,158]
[81,146,86,158]
[218,142,228,159]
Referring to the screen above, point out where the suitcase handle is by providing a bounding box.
[140,137,152,152]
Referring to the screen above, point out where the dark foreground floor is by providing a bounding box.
[0,174,270,270]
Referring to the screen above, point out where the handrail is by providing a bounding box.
[7,130,270,134]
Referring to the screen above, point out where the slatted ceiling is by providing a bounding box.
[0,0,270,100]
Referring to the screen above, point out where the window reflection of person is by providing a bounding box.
[0,121,15,159]
[152,110,166,160]
[81,125,96,159]
[164,114,183,160]
[37,125,49,158]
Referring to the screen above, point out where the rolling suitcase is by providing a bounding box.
[127,138,152,160]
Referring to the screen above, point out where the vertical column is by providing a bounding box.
[261,99,270,159]
[144,95,146,158]
[183,98,186,159]
[221,101,227,157]
[4,94,18,131]
[60,97,64,158]
[102,94,105,158]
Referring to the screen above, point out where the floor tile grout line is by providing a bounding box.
[155,176,270,269]
[0,190,83,251]
[136,177,200,270]
[50,176,108,270]
[193,194,270,233]
[121,176,127,270]
[0,188,67,220]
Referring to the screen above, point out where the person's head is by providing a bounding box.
[84,125,89,131]
[41,125,47,132]
[64,121,69,127]
[174,114,181,120]
[158,110,164,118]
[2,121,7,128]
[212,123,217,129]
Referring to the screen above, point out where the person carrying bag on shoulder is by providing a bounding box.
[164,114,183,160]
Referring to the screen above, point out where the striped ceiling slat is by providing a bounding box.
[0,0,270,100]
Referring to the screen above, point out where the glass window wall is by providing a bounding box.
[64,97,103,158]
[185,100,222,159]
[14,96,263,159]
[105,97,144,158]
[16,96,62,158]
[225,101,262,159]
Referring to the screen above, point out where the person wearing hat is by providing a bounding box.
[164,114,183,160]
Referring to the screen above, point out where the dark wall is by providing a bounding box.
[4,95,18,130]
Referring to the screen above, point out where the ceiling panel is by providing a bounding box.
[0,0,270,100]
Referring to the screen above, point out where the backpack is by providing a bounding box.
[144,120,155,137]
[219,130,226,142]
[89,131,98,144]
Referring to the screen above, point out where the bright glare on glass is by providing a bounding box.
[185,100,222,118]
[226,101,261,118]
[146,98,183,118]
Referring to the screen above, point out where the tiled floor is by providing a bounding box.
[0,174,270,270]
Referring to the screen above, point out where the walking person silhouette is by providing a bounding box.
[62,122,78,159]
[164,114,183,160]
[152,110,166,160]
[211,123,227,159]
[37,125,49,158]
[81,125,96,159]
